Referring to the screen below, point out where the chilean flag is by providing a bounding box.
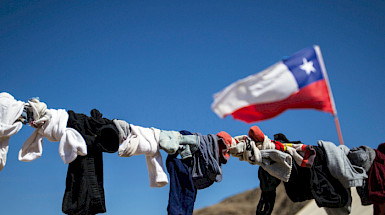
[211,45,336,123]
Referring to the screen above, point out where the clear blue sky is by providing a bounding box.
[1,1,384,214]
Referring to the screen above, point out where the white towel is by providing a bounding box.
[118,122,168,188]
[19,109,87,164]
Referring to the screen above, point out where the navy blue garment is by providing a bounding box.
[191,133,222,190]
[179,130,192,135]
[62,109,119,215]
[166,154,197,215]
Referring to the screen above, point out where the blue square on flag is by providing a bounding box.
[283,47,324,89]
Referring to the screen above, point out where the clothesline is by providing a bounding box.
[0,92,383,215]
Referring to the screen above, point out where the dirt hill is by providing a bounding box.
[193,183,310,215]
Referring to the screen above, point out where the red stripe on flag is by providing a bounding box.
[230,79,333,123]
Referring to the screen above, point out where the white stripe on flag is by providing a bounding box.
[211,62,299,117]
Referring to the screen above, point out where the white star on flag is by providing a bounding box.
[300,58,316,75]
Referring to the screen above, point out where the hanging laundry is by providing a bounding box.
[0,92,25,172]
[24,97,51,127]
[166,130,225,214]
[62,109,119,215]
[347,146,376,206]
[314,141,364,214]
[256,167,281,215]
[281,143,316,168]
[159,130,199,159]
[249,126,316,168]
[190,133,222,190]
[16,108,27,124]
[166,153,197,215]
[19,108,87,164]
[272,133,314,203]
[284,161,313,202]
[368,143,385,214]
[310,146,349,208]
[256,133,358,215]
[114,120,168,188]
[315,142,358,214]
[216,131,232,164]
[230,135,292,182]
[15,98,38,125]
[322,188,352,215]
[113,119,131,144]
[256,133,313,215]
[348,146,376,173]
[318,140,368,188]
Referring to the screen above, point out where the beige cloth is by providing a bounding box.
[115,120,168,188]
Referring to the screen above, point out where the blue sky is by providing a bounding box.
[1,0,384,214]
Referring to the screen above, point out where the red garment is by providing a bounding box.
[368,143,385,206]
[216,131,232,164]
[248,126,287,152]
[248,126,265,142]
[273,141,285,151]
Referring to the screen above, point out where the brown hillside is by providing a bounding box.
[193,183,310,215]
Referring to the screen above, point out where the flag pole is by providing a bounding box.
[314,45,344,145]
